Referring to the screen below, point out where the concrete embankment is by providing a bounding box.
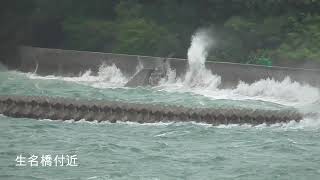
[0,96,302,125]
[10,46,320,88]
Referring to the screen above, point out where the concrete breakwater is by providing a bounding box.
[0,96,302,125]
[9,46,320,88]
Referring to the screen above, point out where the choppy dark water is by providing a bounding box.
[1,116,320,180]
[1,66,320,179]
[0,117,320,179]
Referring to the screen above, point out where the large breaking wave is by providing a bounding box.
[23,29,320,107]
[27,63,128,88]
[158,29,320,107]
[19,29,320,128]
[158,28,320,128]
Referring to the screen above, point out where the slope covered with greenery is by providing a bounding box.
[1,0,320,67]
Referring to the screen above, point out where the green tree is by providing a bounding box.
[114,18,180,56]
[2,0,320,67]
[62,18,115,52]
[0,0,35,64]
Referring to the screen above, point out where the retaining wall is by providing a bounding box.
[15,46,320,88]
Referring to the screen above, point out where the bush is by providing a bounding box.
[274,15,320,62]
[114,18,180,56]
[62,18,115,51]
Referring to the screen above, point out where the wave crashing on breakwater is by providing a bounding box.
[5,29,319,127]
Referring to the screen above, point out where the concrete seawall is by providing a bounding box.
[12,46,320,88]
[0,96,302,125]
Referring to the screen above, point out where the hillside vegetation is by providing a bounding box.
[1,0,320,67]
